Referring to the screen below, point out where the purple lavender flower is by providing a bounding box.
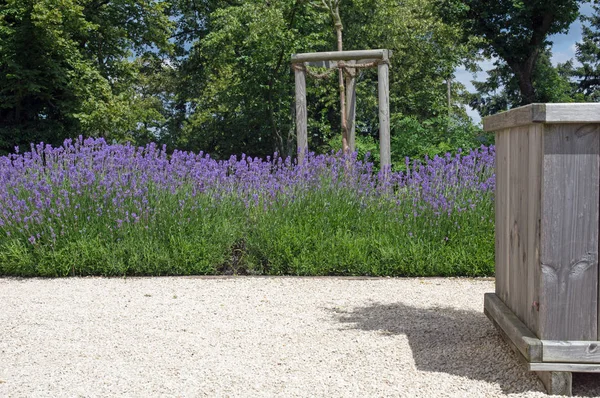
[0,138,495,252]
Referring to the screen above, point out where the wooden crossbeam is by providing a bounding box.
[291,49,391,63]
[304,59,379,69]
[292,49,391,170]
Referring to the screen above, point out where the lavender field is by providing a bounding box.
[0,138,495,277]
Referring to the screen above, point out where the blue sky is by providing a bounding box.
[456,3,595,124]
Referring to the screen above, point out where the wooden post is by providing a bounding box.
[377,60,391,170]
[535,371,572,396]
[294,67,307,164]
[291,49,392,161]
[482,103,600,396]
[345,60,357,153]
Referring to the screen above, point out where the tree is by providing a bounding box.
[340,0,483,162]
[316,0,350,153]
[574,2,600,101]
[173,0,480,160]
[470,49,577,117]
[173,0,332,158]
[0,0,173,153]
[0,0,484,161]
[435,0,582,104]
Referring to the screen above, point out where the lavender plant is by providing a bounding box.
[0,137,495,277]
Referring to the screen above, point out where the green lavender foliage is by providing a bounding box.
[0,139,494,277]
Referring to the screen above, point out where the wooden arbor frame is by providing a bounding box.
[291,49,391,167]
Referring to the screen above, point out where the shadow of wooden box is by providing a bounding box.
[483,103,600,396]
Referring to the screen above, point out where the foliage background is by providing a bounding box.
[1,0,489,164]
[1,1,600,278]
[1,0,599,163]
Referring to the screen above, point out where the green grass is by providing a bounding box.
[0,142,495,277]
[0,187,494,277]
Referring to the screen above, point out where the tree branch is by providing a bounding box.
[530,12,554,48]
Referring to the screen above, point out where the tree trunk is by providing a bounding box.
[323,1,349,153]
[511,50,540,105]
[447,77,451,116]
[517,73,536,105]
[336,24,349,154]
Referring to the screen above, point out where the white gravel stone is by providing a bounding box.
[0,276,598,397]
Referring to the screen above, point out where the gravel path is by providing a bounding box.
[0,277,599,397]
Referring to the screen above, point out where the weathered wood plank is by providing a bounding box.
[305,59,378,69]
[345,61,356,152]
[495,129,510,306]
[483,103,600,132]
[536,104,600,123]
[294,68,308,163]
[542,340,600,363]
[485,307,531,368]
[507,127,519,317]
[493,123,541,336]
[530,362,600,372]
[377,61,391,170]
[535,371,572,396]
[508,127,530,325]
[526,123,542,336]
[484,293,542,362]
[483,105,544,131]
[539,123,600,340]
[291,49,390,63]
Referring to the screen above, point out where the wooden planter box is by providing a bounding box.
[483,103,600,396]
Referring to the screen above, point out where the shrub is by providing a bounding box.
[0,138,495,276]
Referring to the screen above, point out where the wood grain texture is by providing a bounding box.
[305,59,378,69]
[291,49,390,63]
[530,362,600,372]
[527,123,543,336]
[294,68,308,163]
[377,62,391,169]
[484,293,543,362]
[483,105,542,131]
[537,104,600,123]
[345,61,356,152]
[483,103,600,132]
[535,371,572,396]
[485,308,530,366]
[540,123,600,340]
[508,126,530,326]
[542,340,600,363]
[495,128,510,306]
[494,123,540,331]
